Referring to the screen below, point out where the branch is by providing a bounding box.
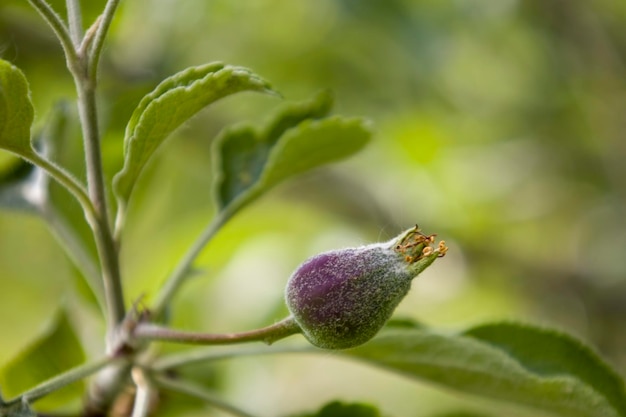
[74,76,126,335]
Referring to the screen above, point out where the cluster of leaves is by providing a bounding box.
[2,2,626,417]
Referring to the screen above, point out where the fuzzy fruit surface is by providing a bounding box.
[285,227,446,349]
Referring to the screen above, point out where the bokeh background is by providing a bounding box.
[1,0,626,416]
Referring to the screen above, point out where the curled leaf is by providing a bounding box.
[114,62,276,214]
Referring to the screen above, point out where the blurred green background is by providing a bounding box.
[1,0,626,416]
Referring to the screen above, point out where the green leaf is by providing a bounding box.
[0,101,76,214]
[0,59,35,157]
[464,323,626,417]
[213,92,371,213]
[0,102,103,310]
[258,116,371,200]
[344,323,626,417]
[114,62,275,210]
[290,401,382,417]
[0,310,86,411]
[214,90,333,209]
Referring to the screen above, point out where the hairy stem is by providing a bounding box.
[152,196,251,318]
[152,183,266,318]
[151,210,230,318]
[27,152,96,220]
[66,0,83,47]
[74,76,126,339]
[68,2,133,415]
[26,0,78,65]
[135,316,301,346]
[70,0,126,341]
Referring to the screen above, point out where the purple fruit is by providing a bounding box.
[285,226,447,349]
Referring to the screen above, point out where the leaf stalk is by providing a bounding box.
[150,209,230,318]
[152,192,257,319]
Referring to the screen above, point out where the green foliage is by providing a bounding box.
[113,62,276,213]
[0,310,85,411]
[214,90,333,209]
[0,59,34,158]
[346,323,626,417]
[464,323,626,416]
[292,401,381,417]
[213,90,370,215]
[259,117,370,199]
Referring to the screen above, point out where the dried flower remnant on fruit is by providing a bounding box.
[285,226,447,349]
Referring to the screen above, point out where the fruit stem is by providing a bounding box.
[134,317,302,346]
